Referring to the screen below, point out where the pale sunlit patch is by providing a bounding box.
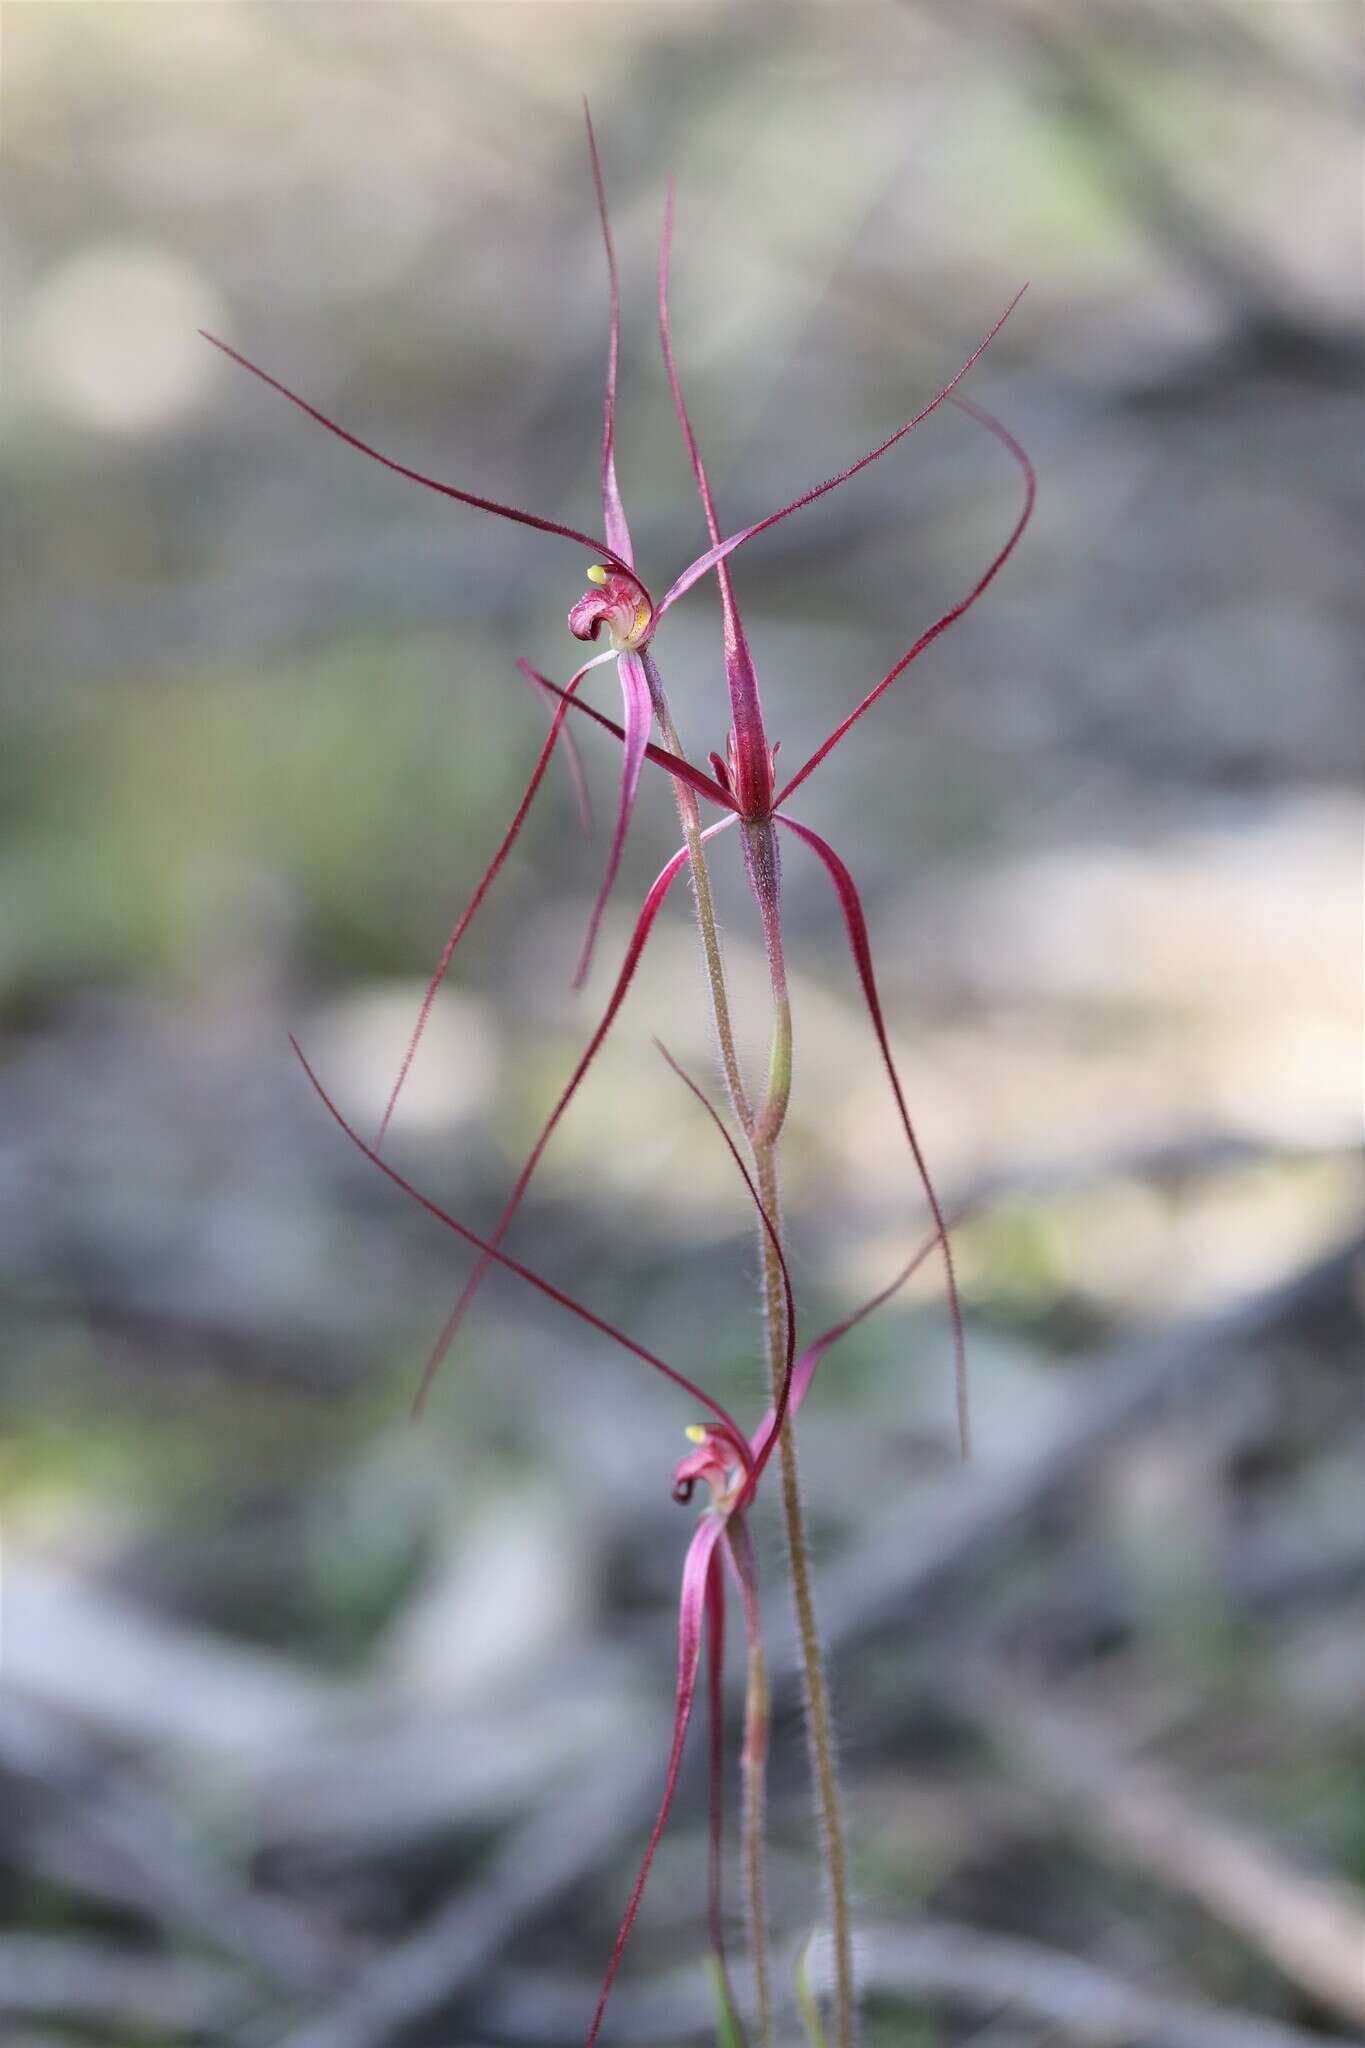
[22,242,229,435]
[306,986,501,1140]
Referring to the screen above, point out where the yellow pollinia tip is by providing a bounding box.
[685,1424,708,1444]
[586,563,608,585]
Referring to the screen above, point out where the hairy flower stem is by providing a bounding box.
[742,818,856,2048]
[644,652,772,2030]
[753,1141,856,2048]
[726,1520,773,2048]
[643,667,854,2040]
[741,1645,773,2048]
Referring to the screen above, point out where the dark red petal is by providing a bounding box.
[293,1040,750,1445]
[658,184,772,813]
[413,816,738,1409]
[583,104,633,567]
[521,663,594,839]
[655,290,1026,621]
[572,651,652,989]
[520,663,738,812]
[722,1513,766,1772]
[586,1515,726,2048]
[200,330,649,606]
[775,396,1036,805]
[376,652,612,1151]
[705,1544,728,1968]
[774,816,970,1458]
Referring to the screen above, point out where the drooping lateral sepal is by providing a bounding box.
[775,813,970,1456]
[584,1513,727,2046]
[292,1037,752,1449]
[376,647,616,1149]
[573,649,653,989]
[418,817,739,1398]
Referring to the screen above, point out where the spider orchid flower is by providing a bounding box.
[411,176,1034,1442]
[200,109,1021,1155]
[291,1027,942,2044]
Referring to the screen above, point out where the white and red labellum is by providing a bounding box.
[672,1423,738,1507]
[569,564,652,652]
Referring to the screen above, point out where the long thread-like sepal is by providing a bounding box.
[775,815,970,1457]
[413,818,738,1410]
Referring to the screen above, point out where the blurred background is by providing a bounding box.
[2,3,1363,2044]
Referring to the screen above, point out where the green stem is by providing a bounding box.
[726,1519,773,2048]
[752,1140,856,2048]
[741,821,791,1150]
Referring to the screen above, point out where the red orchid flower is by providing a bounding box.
[291,1028,940,2043]
[200,110,1022,1161]
[403,170,1034,1439]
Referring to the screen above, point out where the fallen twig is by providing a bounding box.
[779,1231,1364,1687]
[956,1660,1365,2031]
[0,1933,243,2031]
[267,1736,660,2048]
[473,1918,1365,2048]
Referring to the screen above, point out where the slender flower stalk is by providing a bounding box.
[656,183,843,2018]
[657,1040,785,2042]
[512,371,1032,2031]
[725,1514,772,2046]
[217,111,1033,2048]
[295,1014,945,2047]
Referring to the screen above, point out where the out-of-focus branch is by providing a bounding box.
[0,1934,240,2032]
[1104,0,1365,123]
[776,1230,1364,1687]
[851,1919,1365,2048]
[474,1921,1365,2048]
[0,1697,336,1993]
[945,0,1359,356]
[955,1659,1365,2029]
[271,1737,659,2048]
